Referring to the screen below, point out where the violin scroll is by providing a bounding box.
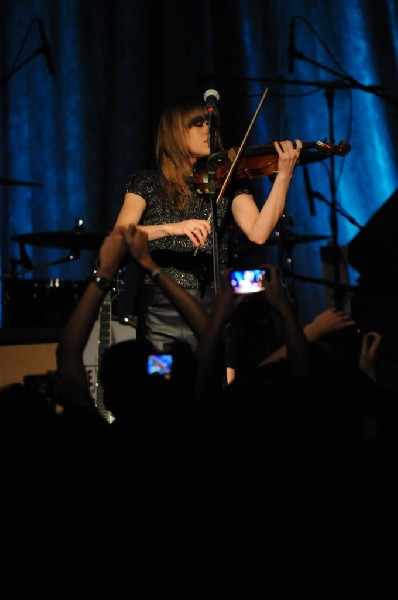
[313,139,351,157]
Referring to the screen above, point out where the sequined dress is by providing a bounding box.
[120,169,251,353]
[125,169,250,292]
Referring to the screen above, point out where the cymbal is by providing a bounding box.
[267,231,331,246]
[0,177,44,187]
[11,230,106,249]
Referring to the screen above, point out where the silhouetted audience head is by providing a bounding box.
[99,338,198,419]
[0,380,59,440]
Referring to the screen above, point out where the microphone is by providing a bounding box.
[38,19,55,75]
[287,18,296,73]
[302,164,316,217]
[203,89,220,112]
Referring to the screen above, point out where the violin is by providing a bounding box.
[192,139,351,193]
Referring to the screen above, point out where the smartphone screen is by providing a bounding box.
[147,354,173,378]
[229,269,268,294]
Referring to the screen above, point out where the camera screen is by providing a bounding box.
[229,269,268,294]
[147,354,173,378]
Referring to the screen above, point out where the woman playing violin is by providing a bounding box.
[113,94,303,355]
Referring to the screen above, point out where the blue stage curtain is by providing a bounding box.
[1,0,397,327]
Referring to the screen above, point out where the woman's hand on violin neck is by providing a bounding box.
[273,139,303,180]
[167,219,212,248]
[274,138,303,156]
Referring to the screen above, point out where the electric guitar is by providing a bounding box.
[93,267,138,422]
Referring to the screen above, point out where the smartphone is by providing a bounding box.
[229,268,269,294]
[147,354,173,378]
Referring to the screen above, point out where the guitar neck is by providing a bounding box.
[96,290,114,423]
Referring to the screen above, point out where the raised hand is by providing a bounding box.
[359,331,382,383]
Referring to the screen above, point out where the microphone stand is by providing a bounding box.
[203,87,269,294]
[203,74,398,107]
[207,164,221,293]
[206,114,221,293]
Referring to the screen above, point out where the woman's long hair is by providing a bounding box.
[156,95,223,211]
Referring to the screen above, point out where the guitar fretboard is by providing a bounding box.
[95,290,115,423]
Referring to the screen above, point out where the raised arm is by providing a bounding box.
[259,307,356,365]
[56,230,127,404]
[194,269,241,401]
[255,263,311,378]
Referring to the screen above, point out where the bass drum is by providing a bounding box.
[2,278,87,329]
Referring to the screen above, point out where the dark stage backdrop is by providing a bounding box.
[1,0,397,329]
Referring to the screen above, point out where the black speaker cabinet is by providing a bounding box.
[347,189,398,289]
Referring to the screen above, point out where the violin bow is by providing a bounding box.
[194,87,269,256]
[213,86,269,208]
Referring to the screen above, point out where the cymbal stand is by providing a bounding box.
[275,213,298,311]
[305,188,363,231]
[2,248,81,280]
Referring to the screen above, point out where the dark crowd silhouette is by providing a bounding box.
[1,225,397,588]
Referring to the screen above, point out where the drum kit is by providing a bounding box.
[1,222,106,329]
[0,176,108,327]
[1,149,333,329]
